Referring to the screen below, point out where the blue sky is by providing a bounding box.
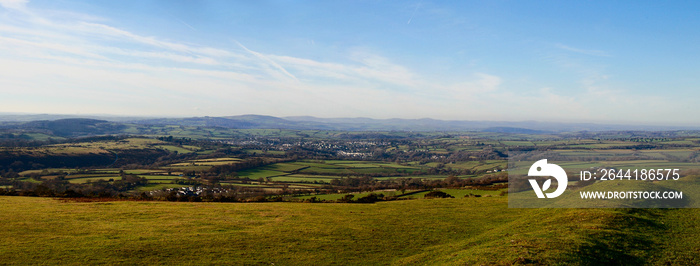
[1,0,699,125]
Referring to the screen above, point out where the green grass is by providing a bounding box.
[295,191,401,201]
[164,165,213,172]
[18,169,44,176]
[322,160,369,164]
[139,175,184,180]
[501,140,535,146]
[65,173,117,179]
[331,163,382,168]
[295,161,345,168]
[22,133,64,141]
[0,196,697,264]
[68,176,122,184]
[374,163,422,169]
[261,162,308,172]
[350,167,400,174]
[19,168,80,176]
[170,158,240,166]
[652,209,700,264]
[16,177,43,183]
[236,169,287,179]
[92,169,122,174]
[156,145,195,154]
[375,175,447,180]
[299,167,354,175]
[269,176,334,183]
[123,169,158,175]
[248,161,426,178]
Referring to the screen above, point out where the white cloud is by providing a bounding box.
[235,41,298,82]
[268,51,421,88]
[556,43,610,57]
[0,36,109,60]
[2,2,482,118]
[0,0,28,10]
[350,51,419,87]
[5,1,683,123]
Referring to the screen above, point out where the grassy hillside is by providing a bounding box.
[0,196,697,265]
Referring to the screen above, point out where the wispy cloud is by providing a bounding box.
[3,0,681,123]
[0,0,28,10]
[0,2,443,117]
[556,43,611,57]
[269,50,421,88]
[235,41,299,82]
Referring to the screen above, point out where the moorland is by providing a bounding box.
[1,117,699,264]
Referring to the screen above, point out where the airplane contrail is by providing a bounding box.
[177,18,196,31]
[235,41,298,82]
[164,10,196,31]
[407,1,421,24]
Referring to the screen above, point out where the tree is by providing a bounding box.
[424,190,454,199]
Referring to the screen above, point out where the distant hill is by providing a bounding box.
[11,118,126,137]
[283,116,696,132]
[134,117,258,129]
[0,113,146,122]
[134,115,333,130]
[78,115,700,133]
[482,127,550,134]
[1,113,697,134]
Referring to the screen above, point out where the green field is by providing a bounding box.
[237,169,287,179]
[0,196,698,264]
[170,158,241,166]
[68,176,122,184]
[261,162,308,172]
[269,175,336,183]
[7,128,700,264]
[236,160,431,182]
[25,171,187,185]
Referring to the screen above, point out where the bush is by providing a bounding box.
[424,190,454,199]
[355,193,383,203]
[337,194,355,203]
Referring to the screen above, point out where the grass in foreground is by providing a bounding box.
[0,196,698,265]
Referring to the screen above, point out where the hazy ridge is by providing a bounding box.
[0,113,696,133]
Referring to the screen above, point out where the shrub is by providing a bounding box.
[424,190,454,199]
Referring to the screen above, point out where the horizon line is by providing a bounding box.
[0,112,698,129]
